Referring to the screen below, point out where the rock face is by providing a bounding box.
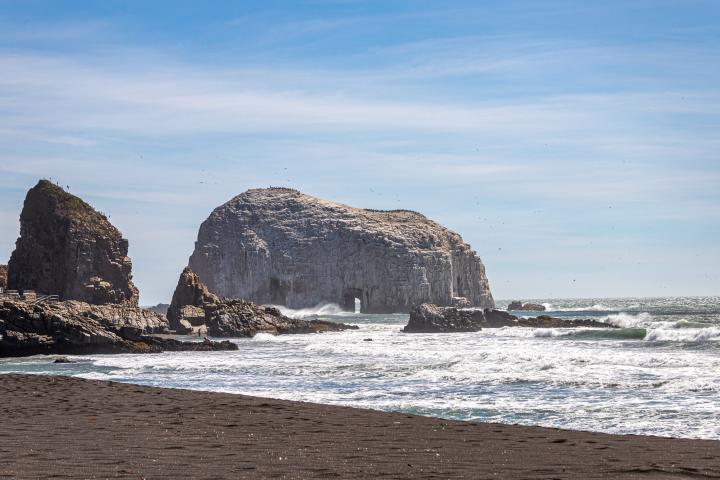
[188,188,494,313]
[508,301,546,311]
[167,267,357,337]
[7,180,139,305]
[0,299,236,357]
[403,303,614,333]
[0,265,7,290]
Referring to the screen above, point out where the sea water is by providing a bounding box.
[1,296,719,440]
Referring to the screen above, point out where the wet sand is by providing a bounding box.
[0,374,718,479]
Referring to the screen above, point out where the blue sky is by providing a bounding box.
[0,0,718,304]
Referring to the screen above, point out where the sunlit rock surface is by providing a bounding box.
[188,188,494,313]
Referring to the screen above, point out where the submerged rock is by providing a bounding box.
[187,188,494,313]
[7,180,138,305]
[167,268,357,337]
[403,303,614,333]
[508,301,546,311]
[0,299,235,357]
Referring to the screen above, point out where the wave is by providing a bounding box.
[542,303,613,312]
[644,327,720,343]
[599,312,653,328]
[269,303,355,319]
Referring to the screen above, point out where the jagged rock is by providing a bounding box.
[0,265,7,290]
[516,315,611,328]
[187,188,494,313]
[403,304,614,333]
[167,267,219,331]
[482,309,520,327]
[167,268,357,337]
[0,299,235,357]
[205,300,356,337]
[7,180,138,305]
[403,303,484,333]
[508,301,546,311]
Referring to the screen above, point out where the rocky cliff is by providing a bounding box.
[188,188,494,313]
[0,265,7,290]
[167,267,357,336]
[7,180,139,305]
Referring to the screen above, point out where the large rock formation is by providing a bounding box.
[0,299,236,357]
[188,188,494,313]
[167,267,357,337]
[403,303,615,333]
[0,265,7,290]
[7,180,138,305]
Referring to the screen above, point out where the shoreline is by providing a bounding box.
[1,374,718,479]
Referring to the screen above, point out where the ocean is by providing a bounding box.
[1,296,718,440]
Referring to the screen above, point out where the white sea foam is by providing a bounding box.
[270,303,354,319]
[543,303,611,312]
[599,312,653,328]
[644,327,720,342]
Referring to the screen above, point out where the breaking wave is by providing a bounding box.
[269,303,355,319]
[542,303,612,312]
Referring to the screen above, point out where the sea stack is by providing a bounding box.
[0,265,7,290]
[7,180,139,305]
[187,188,494,313]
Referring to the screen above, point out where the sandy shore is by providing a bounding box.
[0,375,717,479]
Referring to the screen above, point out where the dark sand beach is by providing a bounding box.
[0,375,718,479]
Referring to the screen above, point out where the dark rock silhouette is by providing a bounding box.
[7,180,138,305]
[188,188,494,313]
[403,304,615,333]
[508,301,546,311]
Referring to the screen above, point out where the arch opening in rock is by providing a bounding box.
[342,288,363,313]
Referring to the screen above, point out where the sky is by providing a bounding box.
[0,0,718,305]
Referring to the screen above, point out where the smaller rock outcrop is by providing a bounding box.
[7,180,138,305]
[507,301,546,311]
[403,304,614,333]
[0,299,236,357]
[167,268,358,337]
[0,265,7,290]
[403,303,484,333]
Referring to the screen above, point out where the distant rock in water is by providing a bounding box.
[167,267,357,337]
[188,188,494,313]
[508,301,546,311]
[7,180,138,305]
[403,303,484,333]
[0,298,236,357]
[403,303,614,333]
[0,265,7,290]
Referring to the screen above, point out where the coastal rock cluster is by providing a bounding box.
[188,188,494,313]
[403,303,613,333]
[0,299,236,356]
[507,301,546,311]
[7,180,138,305]
[168,268,357,336]
[0,264,7,290]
